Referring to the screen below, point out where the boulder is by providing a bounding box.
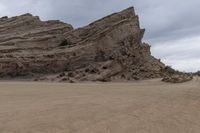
[162,75,193,83]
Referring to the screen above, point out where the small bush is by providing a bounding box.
[59,39,72,47]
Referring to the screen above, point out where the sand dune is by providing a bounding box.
[0,78,200,133]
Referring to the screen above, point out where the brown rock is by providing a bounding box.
[162,75,193,83]
[0,7,166,82]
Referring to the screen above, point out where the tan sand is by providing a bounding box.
[0,78,200,133]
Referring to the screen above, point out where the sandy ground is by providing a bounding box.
[0,78,200,133]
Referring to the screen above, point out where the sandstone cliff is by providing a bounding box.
[0,7,165,82]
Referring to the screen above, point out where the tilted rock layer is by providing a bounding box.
[0,7,165,82]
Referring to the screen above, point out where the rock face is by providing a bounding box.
[162,75,193,83]
[0,7,165,82]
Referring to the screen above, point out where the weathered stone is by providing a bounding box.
[0,7,166,82]
[162,75,193,83]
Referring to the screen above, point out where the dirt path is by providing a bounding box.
[0,79,200,133]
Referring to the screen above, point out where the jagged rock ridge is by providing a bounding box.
[0,7,165,82]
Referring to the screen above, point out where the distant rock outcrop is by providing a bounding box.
[162,75,193,83]
[0,7,167,82]
[194,71,200,76]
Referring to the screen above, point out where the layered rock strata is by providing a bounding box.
[0,7,165,82]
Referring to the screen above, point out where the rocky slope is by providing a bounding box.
[0,7,165,82]
[194,71,200,76]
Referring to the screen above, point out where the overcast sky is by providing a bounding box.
[0,0,199,72]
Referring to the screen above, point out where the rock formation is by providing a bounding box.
[162,75,193,83]
[194,71,200,76]
[0,7,166,82]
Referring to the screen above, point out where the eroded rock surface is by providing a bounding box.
[162,75,193,83]
[0,7,166,82]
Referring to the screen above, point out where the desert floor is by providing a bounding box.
[0,78,200,133]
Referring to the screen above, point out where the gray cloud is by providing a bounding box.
[151,35,200,72]
[0,0,200,72]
